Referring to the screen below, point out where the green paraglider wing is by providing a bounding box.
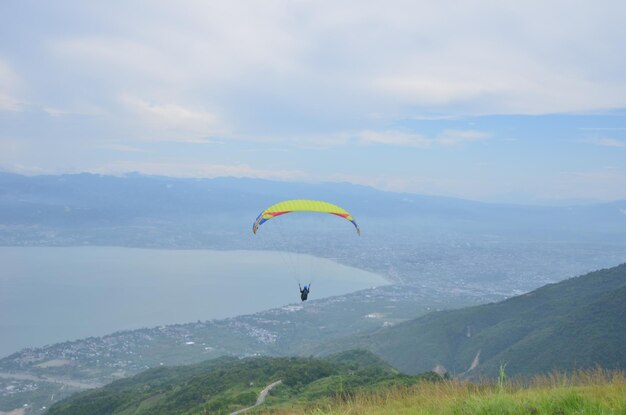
[252,199,360,235]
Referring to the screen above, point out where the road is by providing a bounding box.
[230,380,282,415]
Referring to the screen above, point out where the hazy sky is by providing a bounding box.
[1,1,626,203]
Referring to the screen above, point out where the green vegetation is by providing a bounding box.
[43,352,626,415]
[298,369,625,415]
[322,263,626,378]
[45,351,442,415]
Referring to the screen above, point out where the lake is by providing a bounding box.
[0,246,388,358]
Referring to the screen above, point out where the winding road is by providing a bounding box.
[230,380,282,415]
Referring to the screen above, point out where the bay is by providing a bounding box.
[0,246,387,358]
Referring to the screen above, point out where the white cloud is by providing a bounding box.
[357,1,626,114]
[0,137,25,164]
[373,77,500,106]
[579,127,626,131]
[538,168,626,201]
[42,106,105,117]
[98,144,147,153]
[355,129,489,147]
[339,167,626,202]
[94,160,308,181]
[0,94,22,112]
[36,0,626,121]
[326,172,474,196]
[580,137,626,148]
[0,59,24,111]
[436,130,490,146]
[48,3,302,85]
[3,0,626,203]
[51,37,178,82]
[357,130,430,147]
[372,58,626,115]
[0,136,51,175]
[119,95,224,143]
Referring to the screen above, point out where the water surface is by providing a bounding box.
[0,247,387,358]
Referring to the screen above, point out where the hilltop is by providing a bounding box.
[45,350,440,415]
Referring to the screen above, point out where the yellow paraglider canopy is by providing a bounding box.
[252,199,360,235]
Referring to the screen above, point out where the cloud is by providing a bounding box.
[579,127,626,131]
[0,137,26,166]
[357,130,430,147]
[580,137,626,148]
[119,95,224,143]
[0,59,24,111]
[358,2,626,114]
[372,77,500,106]
[372,64,626,115]
[42,106,106,117]
[98,144,147,153]
[34,0,626,123]
[48,3,302,86]
[0,94,22,112]
[436,130,490,146]
[552,168,626,200]
[349,167,626,202]
[94,160,308,181]
[51,37,178,82]
[3,1,626,203]
[355,129,489,147]
[325,171,479,197]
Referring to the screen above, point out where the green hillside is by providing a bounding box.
[324,263,626,378]
[45,351,439,415]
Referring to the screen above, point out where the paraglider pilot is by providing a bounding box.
[299,283,310,302]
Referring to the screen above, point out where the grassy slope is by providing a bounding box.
[263,369,625,415]
[45,351,439,415]
[44,352,626,415]
[324,263,626,377]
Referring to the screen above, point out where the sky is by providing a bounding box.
[1,1,626,204]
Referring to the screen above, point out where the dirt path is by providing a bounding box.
[230,380,282,415]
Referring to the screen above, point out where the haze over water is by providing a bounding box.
[0,246,388,358]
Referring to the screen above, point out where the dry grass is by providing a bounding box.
[253,369,626,415]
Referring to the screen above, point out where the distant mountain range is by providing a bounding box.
[2,172,626,246]
[3,171,626,293]
[321,263,626,378]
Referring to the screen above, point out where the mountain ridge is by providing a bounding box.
[319,263,626,377]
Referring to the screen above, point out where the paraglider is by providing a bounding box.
[252,199,360,302]
[299,283,311,301]
[252,199,360,235]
